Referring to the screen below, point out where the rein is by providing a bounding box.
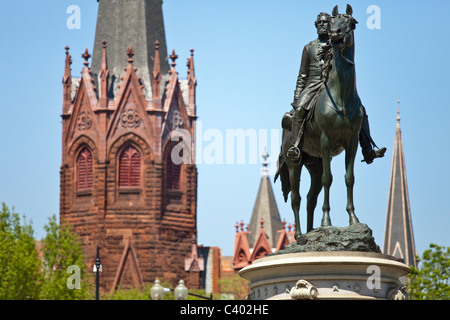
[324,29,355,116]
[324,82,345,116]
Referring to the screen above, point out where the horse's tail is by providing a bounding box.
[274,150,290,202]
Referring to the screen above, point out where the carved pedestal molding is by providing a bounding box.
[288,280,318,300]
[387,285,408,300]
[239,251,410,300]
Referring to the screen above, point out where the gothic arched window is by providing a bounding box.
[119,145,141,187]
[166,156,181,190]
[165,144,182,191]
[77,148,93,190]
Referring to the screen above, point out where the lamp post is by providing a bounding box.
[93,246,102,300]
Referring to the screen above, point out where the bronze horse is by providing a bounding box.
[275,5,362,242]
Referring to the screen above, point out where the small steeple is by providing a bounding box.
[247,149,283,248]
[383,100,417,269]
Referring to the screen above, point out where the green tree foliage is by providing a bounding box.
[106,284,153,300]
[39,214,89,299]
[218,274,250,300]
[0,203,90,300]
[408,243,450,300]
[0,203,41,299]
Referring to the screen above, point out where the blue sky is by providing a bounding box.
[0,0,449,258]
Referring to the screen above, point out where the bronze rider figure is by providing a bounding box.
[287,12,386,164]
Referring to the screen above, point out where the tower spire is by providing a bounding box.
[91,0,169,100]
[383,100,417,269]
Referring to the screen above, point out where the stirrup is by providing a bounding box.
[287,147,301,161]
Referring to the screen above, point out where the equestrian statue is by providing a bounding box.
[275,4,386,243]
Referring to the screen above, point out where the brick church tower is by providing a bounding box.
[60,0,201,293]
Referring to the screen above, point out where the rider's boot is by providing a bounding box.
[362,146,387,164]
[287,107,307,161]
[360,114,386,164]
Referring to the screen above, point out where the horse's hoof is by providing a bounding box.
[321,219,332,227]
[349,216,360,225]
[294,232,302,241]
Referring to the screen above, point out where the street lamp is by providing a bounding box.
[174,280,189,300]
[150,279,213,300]
[150,279,170,300]
[92,246,102,300]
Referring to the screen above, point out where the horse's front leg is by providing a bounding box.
[288,162,303,241]
[305,160,323,232]
[320,133,332,227]
[345,137,360,225]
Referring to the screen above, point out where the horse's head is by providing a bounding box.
[330,4,358,49]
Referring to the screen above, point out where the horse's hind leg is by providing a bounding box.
[288,162,303,241]
[345,137,360,225]
[305,160,323,232]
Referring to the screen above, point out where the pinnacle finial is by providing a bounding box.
[127,46,135,63]
[396,99,401,122]
[101,40,108,70]
[82,49,91,67]
[259,218,264,229]
[169,49,178,68]
[64,46,72,66]
[262,147,269,164]
[261,147,269,177]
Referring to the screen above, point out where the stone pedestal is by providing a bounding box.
[238,251,410,300]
